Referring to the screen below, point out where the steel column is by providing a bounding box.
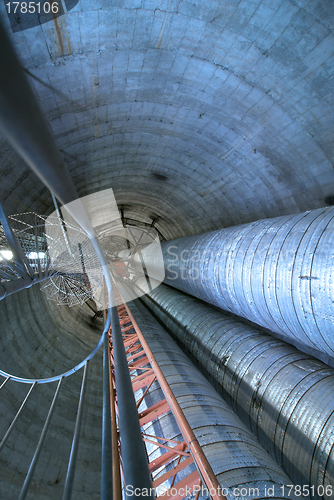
[108,339,122,500]
[110,304,153,499]
[0,20,77,206]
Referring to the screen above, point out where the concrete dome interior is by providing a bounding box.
[0,0,333,498]
[1,0,333,237]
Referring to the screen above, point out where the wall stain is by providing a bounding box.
[53,17,65,55]
[44,1,72,57]
[92,74,99,138]
[53,16,72,56]
[155,0,172,49]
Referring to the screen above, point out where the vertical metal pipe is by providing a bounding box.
[108,338,122,500]
[110,304,153,499]
[34,213,42,278]
[19,377,63,500]
[0,382,37,452]
[101,328,113,500]
[62,362,89,500]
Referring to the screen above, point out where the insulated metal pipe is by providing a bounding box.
[161,207,334,357]
[127,299,300,500]
[141,284,334,500]
[124,300,224,500]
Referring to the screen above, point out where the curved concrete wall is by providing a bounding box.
[0,286,103,500]
[0,0,333,497]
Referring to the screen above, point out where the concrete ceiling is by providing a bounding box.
[0,0,333,240]
[0,0,333,498]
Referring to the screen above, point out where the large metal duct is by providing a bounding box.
[160,206,334,358]
[127,298,301,500]
[140,284,334,500]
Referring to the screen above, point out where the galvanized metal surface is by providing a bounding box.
[128,299,302,500]
[161,207,334,357]
[141,284,334,500]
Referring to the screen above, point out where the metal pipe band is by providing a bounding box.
[160,206,334,357]
[141,284,334,500]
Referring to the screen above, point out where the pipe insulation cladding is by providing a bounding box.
[126,299,301,500]
[140,284,334,500]
[160,206,334,357]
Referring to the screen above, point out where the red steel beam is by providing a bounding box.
[108,295,225,500]
[122,301,226,500]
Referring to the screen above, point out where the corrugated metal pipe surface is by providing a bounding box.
[160,207,334,357]
[140,284,334,500]
[128,299,302,500]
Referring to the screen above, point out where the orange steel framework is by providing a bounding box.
[107,296,226,500]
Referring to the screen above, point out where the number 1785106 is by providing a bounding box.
[6,2,59,14]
